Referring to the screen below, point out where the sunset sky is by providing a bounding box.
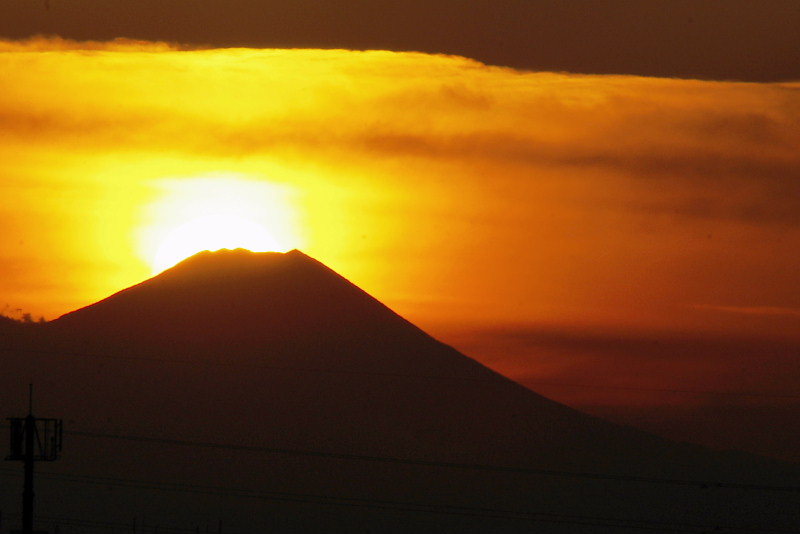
[1,2,799,461]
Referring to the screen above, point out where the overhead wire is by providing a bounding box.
[0,468,797,534]
[54,428,800,493]
[2,421,798,494]
[0,344,799,494]
[0,348,796,531]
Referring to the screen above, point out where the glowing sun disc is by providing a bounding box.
[139,175,302,273]
[152,214,282,273]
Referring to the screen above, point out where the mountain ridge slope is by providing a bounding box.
[0,248,793,532]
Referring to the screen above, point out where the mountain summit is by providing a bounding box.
[54,249,496,377]
[56,248,404,340]
[2,249,796,533]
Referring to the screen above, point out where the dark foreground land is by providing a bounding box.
[1,250,797,533]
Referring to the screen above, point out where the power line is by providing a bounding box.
[1,468,796,534]
[2,423,799,494]
[2,346,799,400]
[1,347,798,495]
[58,428,800,493]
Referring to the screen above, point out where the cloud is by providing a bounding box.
[1,41,798,226]
[1,1,799,81]
[440,324,800,454]
[445,325,800,389]
[692,304,800,318]
[0,36,184,52]
[1,38,798,462]
[0,38,798,341]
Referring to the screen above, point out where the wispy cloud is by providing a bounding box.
[0,38,798,341]
[1,37,798,462]
[441,324,800,404]
[0,36,185,52]
[692,304,800,318]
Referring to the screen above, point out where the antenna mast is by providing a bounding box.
[6,385,63,534]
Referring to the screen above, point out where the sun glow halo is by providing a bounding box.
[140,176,302,273]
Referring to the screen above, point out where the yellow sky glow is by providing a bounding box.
[137,175,302,273]
[2,38,800,463]
[0,38,798,342]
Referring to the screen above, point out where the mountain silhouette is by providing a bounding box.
[1,249,796,533]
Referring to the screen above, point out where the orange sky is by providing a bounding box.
[2,38,798,335]
[1,38,799,460]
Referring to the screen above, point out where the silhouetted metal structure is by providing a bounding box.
[5,385,62,534]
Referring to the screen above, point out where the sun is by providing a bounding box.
[138,174,303,273]
[151,214,283,273]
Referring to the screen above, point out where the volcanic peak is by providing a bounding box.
[51,247,410,346]
[162,247,312,278]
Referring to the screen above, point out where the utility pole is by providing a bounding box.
[5,385,63,534]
